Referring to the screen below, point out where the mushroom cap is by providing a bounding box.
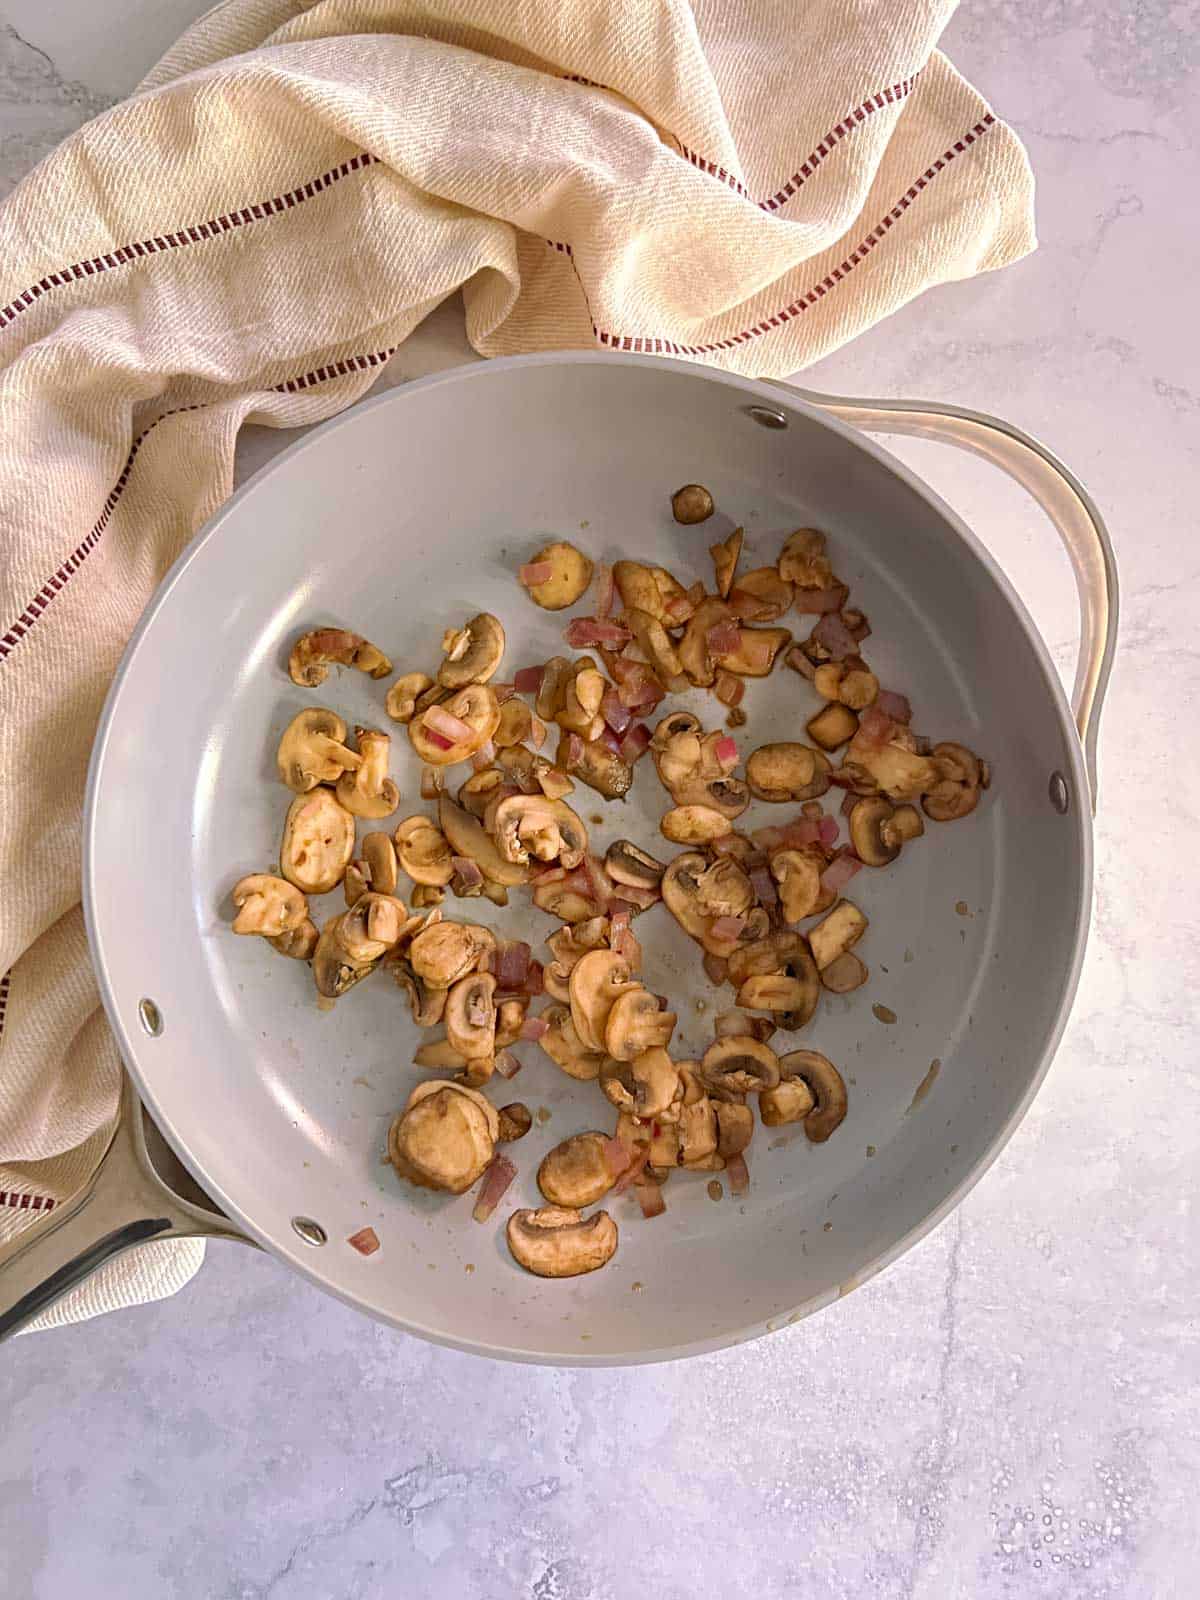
[671,483,715,525]
[820,950,868,993]
[389,1081,498,1193]
[361,832,399,895]
[537,1004,606,1080]
[444,971,497,1059]
[438,795,533,887]
[604,839,665,889]
[408,919,494,987]
[568,949,636,1052]
[745,743,831,803]
[701,1035,781,1096]
[506,1206,618,1277]
[537,1133,616,1208]
[850,797,902,866]
[524,542,594,611]
[770,849,823,922]
[436,612,505,689]
[777,528,833,589]
[409,684,502,766]
[630,1047,681,1119]
[604,987,677,1061]
[231,874,308,936]
[279,789,356,895]
[276,708,361,793]
[808,900,868,971]
[394,815,455,887]
[777,1049,847,1141]
[313,915,379,998]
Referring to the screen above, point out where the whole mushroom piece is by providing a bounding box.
[336,727,401,819]
[276,708,362,794]
[279,790,356,895]
[537,1133,617,1208]
[230,874,309,937]
[766,1050,847,1142]
[437,612,505,689]
[506,1206,618,1278]
[521,541,594,611]
[388,1079,499,1193]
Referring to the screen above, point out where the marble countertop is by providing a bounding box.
[2,3,1197,1596]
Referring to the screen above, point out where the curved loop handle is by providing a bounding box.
[780,385,1118,812]
[0,1074,249,1343]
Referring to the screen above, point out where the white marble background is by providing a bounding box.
[1,3,1198,1596]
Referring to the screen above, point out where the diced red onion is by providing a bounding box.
[601,688,633,737]
[491,682,517,705]
[750,865,778,907]
[714,670,745,707]
[563,617,632,649]
[519,561,554,586]
[425,704,475,743]
[594,563,615,620]
[347,1226,380,1256]
[876,688,912,723]
[707,620,742,656]
[792,583,848,615]
[598,724,623,755]
[786,646,816,681]
[751,826,786,851]
[709,914,747,941]
[812,612,859,660]
[493,940,531,991]
[471,738,496,772]
[841,791,858,819]
[514,665,543,694]
[703,953,729,985]
[664,594,694,624]
[780,818,821,847]
[715,735,739,771]
[820,851,862,895]
[524,960,545,996]
[636,1178,667,1218]
[615,927,642,967]
[423,727,455,752]
[565,733,584,767]
[493,1050,523,1080]
[726,1153,750,1195]
[519,1015,549,1042]
[451,855,484,889]
[856,706,895,750]
[619,722,652,763]
[603,1135,634,1176]
[420,765,445,799]
[818,815,840,848]
[614,1148,651,1195]
[472,1154,518,1221]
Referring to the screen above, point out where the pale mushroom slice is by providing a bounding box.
[409,684,502,767]
[506,1206,618,1278]
[709,527,744,599]
[288,627,392,688]
[335,727,400,820]
[603,1047,681,1120]
[770,849,823,923]
[568,949,636,1052]
[269,920,318,960]
[557,664,606,741]
[444,971,497,1061]
[280,789,356,894]
[437,612,505,689]
[604,839,665,892]
[230,874,309,937]
[771,1050,847,1141]
[335,892,411,963]
[389,958,448,1027]
[393,815,455,887]
[385,671,435,724]
[437,795,533,888]
[276,708,363,794]
[537,1003,606,1081]
[701,1036,781,1096]
[604,987,677,1061]
[537,1133,617,1209]
[746,743,831,803]
[521,541,594,611]
[408,919,495,988]
[661,805,732,845]
[850,797,924,865]
[808,900,868,971]
[388,1079,498,1193]
[807,703,859,752]
[671,483,714,525]
[361,832,399,896]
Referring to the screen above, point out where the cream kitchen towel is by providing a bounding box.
[0,0,1035,1328]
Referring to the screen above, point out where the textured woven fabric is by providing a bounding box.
[0,0,1034,1328]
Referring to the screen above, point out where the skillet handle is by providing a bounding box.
[778,385,1118,813]
[0,1075,249,1343]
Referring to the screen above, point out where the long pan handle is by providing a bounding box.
[776,385,1119,813]
[0,1075,247,1342]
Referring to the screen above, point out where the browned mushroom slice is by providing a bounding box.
[506,1206,618,1278]
[678,597,733,687]
[359,832,398,896]
[605,839,665,892]
[494,697,534,748]
[312,915,379,999]
[712,625,791,678]
[537,1003,607,1080]
[626,608,684,686]
[569,949,636,1052]
[746,742,831,802]
[846,719,939,802]
[671,772,752,820]
[556,730,634,801]
[679,1094,719,1166]
[808,900,868,970]
[497,1103,533,1143]
[394,815,456,887]
[727,566,793,621]
[736,972,814,1013]
[444,971,497,1061]
[388,1079,499,1193]
[280,789,356,894]
[661,805,732,845]
[333,727,400,820]
[725,929,804,986]
[807,703,860,752]
[389,958,448,1026]
[777,529,833,591]
[612,562,695,625]
[557,664,606,741]
[821,951,868,993]
[770,849,823,923]
[409,684,501,767]
[521,542,594,611]
[604,987,676,1060]
[709,527,744,599]
[437,613,505,689]
[923,741,987,821]
[412,1038,469,1070]
[385,671,435,724]
[537,1133,617,1208]
[813,660,879,710]
[671,483,715,525]
[774,1050,847,1141]
[408,919,494,988]
[630,1048,681,1120]
[438,795,533,888]
[715,1100,754,1158]
[276,708,362,793]
[335,892,411,964]
[288,627,392,688]
[701,1035,781,1096]
[849,796,923,866]
[269,920,318,960]
[230,874,309,937]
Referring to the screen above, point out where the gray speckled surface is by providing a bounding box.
[2,3,1198,1595]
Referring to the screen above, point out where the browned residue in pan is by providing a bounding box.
[907,1058,942,1113]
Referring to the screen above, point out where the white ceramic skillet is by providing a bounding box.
[0,354,1117,1361]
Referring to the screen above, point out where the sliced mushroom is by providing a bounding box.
[394,815,455,887]
[671,483,714,525]
[769,849,823,923]
[736,972,814,1013]
[661,805,732,845]
[775,1049,847,1141]
[709,527,743,599]
[605,839,665,891]
[438,795,533,888]
[612,562,694,626]
[661,852,712,941]
[535,656,572,721]
[437,612,505,689]
[494,698,534,748]
[459,768,505,818]
[678,597,732,687]
[389,958,448,1026]
[846,725,938,802]
[443,971,497,1061]
[408,919,494,988]
[410,884,445,910]
[557,667,605,741]
[522,542,594,611]
[808,900,868,970]
[701,1036,781,1096]
[312,915,379,998]
[849,796,923,866]
[758,1077,816,1128]
[385,672,435,724]
[388,1079,498,1193]
[288,627,391,688]
[923,742,987,821]
[678,1095,719,1165]
[537,1003,606,1080]
[506,1206,617,1278]
[604,987,676,1060]
[569,949,636,1052]
[807,703,860,752]
[336,892,410,962]
[711,625,791,678]
[409,684,501,767]
[497,1103,533,1142]
[269,920,318,960]
[726,930,804,987]
[280,789,356,894]
[777,529,833,591]
[361,832,398,895]
[727,566,793,621]
[777,942,821,1031]
[276,708,362,793]
[413,1038,469,1070]
[813,660,879,711]
[821,950,868,993]
[746,743,831,803]
[626,608,684,686]
[715,1101,754,1158]
[556,731,633,801]
[670,773,752,820]
[335,727,400,819]
[537,1132,616,1208]
[630,1047,681,1119]
[230,874,308,937]
[493,795,588,869]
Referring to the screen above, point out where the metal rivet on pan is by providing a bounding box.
[744,404,789,430]
[291,1217,327,1247]
[1048,771,1070,815]
[137,998,163,1036]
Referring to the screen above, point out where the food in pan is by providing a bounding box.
[228,489,989,1277]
